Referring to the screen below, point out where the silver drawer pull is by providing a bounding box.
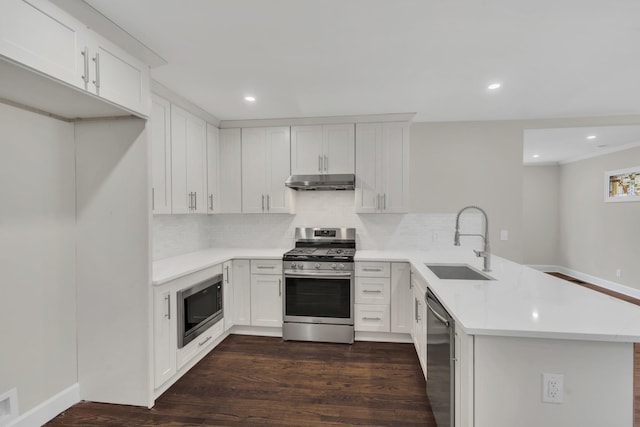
[363,290,382,294]
[363,317,382,321]
[198,336,213,347]
[362,268,382,272]
[257,265,276,269]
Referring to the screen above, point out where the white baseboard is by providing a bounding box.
[527,264,640,301]
[7,384,79,427]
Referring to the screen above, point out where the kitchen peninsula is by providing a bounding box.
[153,247,640,427]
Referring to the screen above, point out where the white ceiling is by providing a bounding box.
[84,0,640,124]
[524,125,640,165]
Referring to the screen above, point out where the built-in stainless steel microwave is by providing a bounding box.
[177,274,223,348]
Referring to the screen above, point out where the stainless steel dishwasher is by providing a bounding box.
[426,288,455,427]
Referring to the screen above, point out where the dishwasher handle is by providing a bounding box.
[426,291,451,327]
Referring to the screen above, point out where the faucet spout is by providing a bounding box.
[454,205,491,272]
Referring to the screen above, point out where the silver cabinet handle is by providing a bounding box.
[257,265,276,269]
[152,188,155,210]
[363,289,382,294]
[225,265,229,283]
[165,294,170,319]
[278,278,282,296]
[261,194,264,211]
[194,192,197,210]
[363,317,382,321]
[318,155,322,172]
[209,194,213,211]
[81,47,89,86]
[92,52,100,91]
[409,270,413,289]
[362,268,382,272]
[383,193,386,210]
[198,335,212,347]
[266,194,270,211]
[324,155,328,172]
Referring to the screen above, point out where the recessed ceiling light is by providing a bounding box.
[244,96,256,102]
[487,83,501,90]
[532,154,540,158]
[586,135,597,140]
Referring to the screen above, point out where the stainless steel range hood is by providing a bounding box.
[285,174,355,191]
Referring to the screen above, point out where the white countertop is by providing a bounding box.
[153,247,640,342]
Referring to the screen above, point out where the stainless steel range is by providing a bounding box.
[282,227,356,344]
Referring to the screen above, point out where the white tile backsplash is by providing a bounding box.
[153,191,483,259]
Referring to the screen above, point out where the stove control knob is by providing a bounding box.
[331,263,337,269]
[315,263,320,269]
[290,263,297,269]
[297,263,303,270]
[338,264,344,270]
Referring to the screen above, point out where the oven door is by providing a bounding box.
[283,270,354,325]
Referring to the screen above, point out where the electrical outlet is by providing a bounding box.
[432,231,439,241]
[500,229,509,241]
[542,373,564,403]
[616,269,622,278]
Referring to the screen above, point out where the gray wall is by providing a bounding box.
[559,146,640,288]
[0,103,77,414]
[522,165,561,265]
[410,121,525,262]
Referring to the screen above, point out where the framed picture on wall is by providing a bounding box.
[605,166,640,202]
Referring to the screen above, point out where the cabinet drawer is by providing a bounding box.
[355,277,390,304]
[250,259,283,275]
[176,319,223,370]
[356,261,390,277]
[355,304,390,332]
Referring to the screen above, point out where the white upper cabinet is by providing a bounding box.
[355,122,409,213]
[241,127,291,214]
[0,0,86,90]
[216,128,242,213]
[0,0,150,117]
[84,33,150,116]
[206,124,219,214]
[150,95,172,214]
[291,124,355,175]
[171,105,207,214]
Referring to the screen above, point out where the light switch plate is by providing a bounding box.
[500,230,509,241]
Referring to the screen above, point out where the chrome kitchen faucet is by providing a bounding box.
[454,205,491,272]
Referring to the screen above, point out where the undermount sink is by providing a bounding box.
[425,263,495,281]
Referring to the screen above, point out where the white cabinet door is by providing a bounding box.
[265,126,291,213]
[0,0,86,90]
[381,122,409,213]
[291,124,354,175]
[324,124,355,174]
[241,127,291,213]
[232,260,251,326]
[87,33,150,117]
[153,286,176,388]
[217,128,242,213]
[355,122,409,213]
[391,263,411,334]
[223,261,234,331]
[171,105,207,214]
[355,123,382,213]
[291,125,323,175]
[241,127,268,213]
[150,95,172,214]
[206,124,219,214]
[250,273,283,327]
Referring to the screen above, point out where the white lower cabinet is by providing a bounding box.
[176,319,224,370]
[223,260,234,331]
[232,259,251,326]
[391,263,411,333]
[355,261,391,332]
[250,259,283,327]
[153,286,176,388]
[411,270,427,377]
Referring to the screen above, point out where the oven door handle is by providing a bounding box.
[284,271,353,278]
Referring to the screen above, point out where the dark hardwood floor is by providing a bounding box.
[547,272,640,427]
[47,335,435,426]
